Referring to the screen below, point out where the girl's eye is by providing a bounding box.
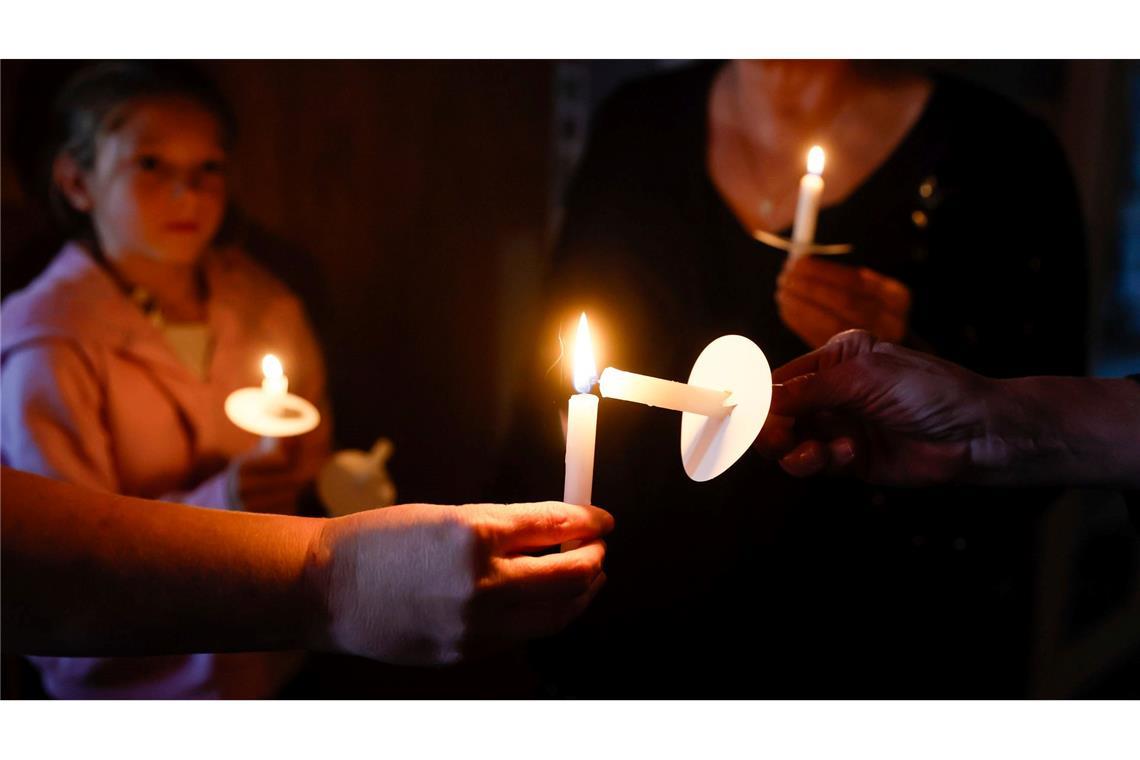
[137,156,160,171]
[202,160,225,174]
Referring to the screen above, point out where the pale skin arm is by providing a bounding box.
[756,329,1140,489]
[2,468,613,665]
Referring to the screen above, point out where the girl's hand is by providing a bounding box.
[776,256,911,348]
[231,438,318,515]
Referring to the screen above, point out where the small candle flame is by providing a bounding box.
[262,354,283,380]
[807,145,825,175]
[572,312,597,394]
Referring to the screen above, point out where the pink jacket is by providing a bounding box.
[1,242,332,698]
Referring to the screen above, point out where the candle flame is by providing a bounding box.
[572,312,597,394]
[807,145,825,175]
[261,353,283,380]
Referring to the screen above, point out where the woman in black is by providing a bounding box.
[497,61,1087,697]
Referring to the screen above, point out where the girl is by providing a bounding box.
[1,62,331,698]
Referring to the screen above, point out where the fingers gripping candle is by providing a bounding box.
[564,313,599,508]
[791,145,825,255]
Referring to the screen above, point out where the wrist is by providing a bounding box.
[965,376,1052,484]
[298,518,337,653]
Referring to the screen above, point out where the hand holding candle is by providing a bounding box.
[776,255,913,348]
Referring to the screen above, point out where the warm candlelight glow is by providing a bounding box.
[262,354,283,380]
[807,145,825,176]
[261,354,288,396]
[227,351,320,438]
[793,146,827,248]
[572,313,597,394]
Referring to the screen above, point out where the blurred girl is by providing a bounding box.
[1,62,331,698]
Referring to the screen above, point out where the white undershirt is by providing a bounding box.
[162,322,213,380]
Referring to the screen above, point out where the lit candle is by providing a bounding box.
[257,354,289,452]
[563,313,598,508]
[598,368,733,418]
[225,352,320,449]
[791,145,825,255]
[261,354,288,397]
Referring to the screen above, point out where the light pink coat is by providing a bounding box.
[1,242,332,699]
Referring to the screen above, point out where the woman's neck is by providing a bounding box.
[728,60,864,154]
[708,61,933,233]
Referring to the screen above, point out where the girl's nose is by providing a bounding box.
[169,168,222,199]
[172,169,202,194]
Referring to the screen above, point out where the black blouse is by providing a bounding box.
[497,62,1088,697]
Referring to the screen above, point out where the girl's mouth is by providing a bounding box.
[165,221,201,233]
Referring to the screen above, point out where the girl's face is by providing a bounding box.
[76,96,229,265]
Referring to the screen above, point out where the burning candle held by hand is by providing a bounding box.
[558,312,772,501]
[224,352,321,441]
[563,313,599,508]
[791,145,825,255]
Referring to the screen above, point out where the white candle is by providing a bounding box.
[791,145,826,253]
[225,352,320,447]
[598,367,733,418]
[258,354,288,453]
[261,354,289,397]
[563,313,598,508]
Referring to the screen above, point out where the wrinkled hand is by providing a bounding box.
[311,500,613,665]
[776,256,911,348]
[755,329,999,485]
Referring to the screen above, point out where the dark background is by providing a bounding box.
[3,60,1138,697]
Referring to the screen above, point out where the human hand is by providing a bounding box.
[755,329,1000,485]
[776,256,911,348]
[310,500,613,665]
[230,438,319,514]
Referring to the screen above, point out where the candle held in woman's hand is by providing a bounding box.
[791,145,826,253]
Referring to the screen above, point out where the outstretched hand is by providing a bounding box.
[755,329,998,485]
[312,500,614,665]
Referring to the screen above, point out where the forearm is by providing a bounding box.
[1,469,331,656]
[972,377,1140,488]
